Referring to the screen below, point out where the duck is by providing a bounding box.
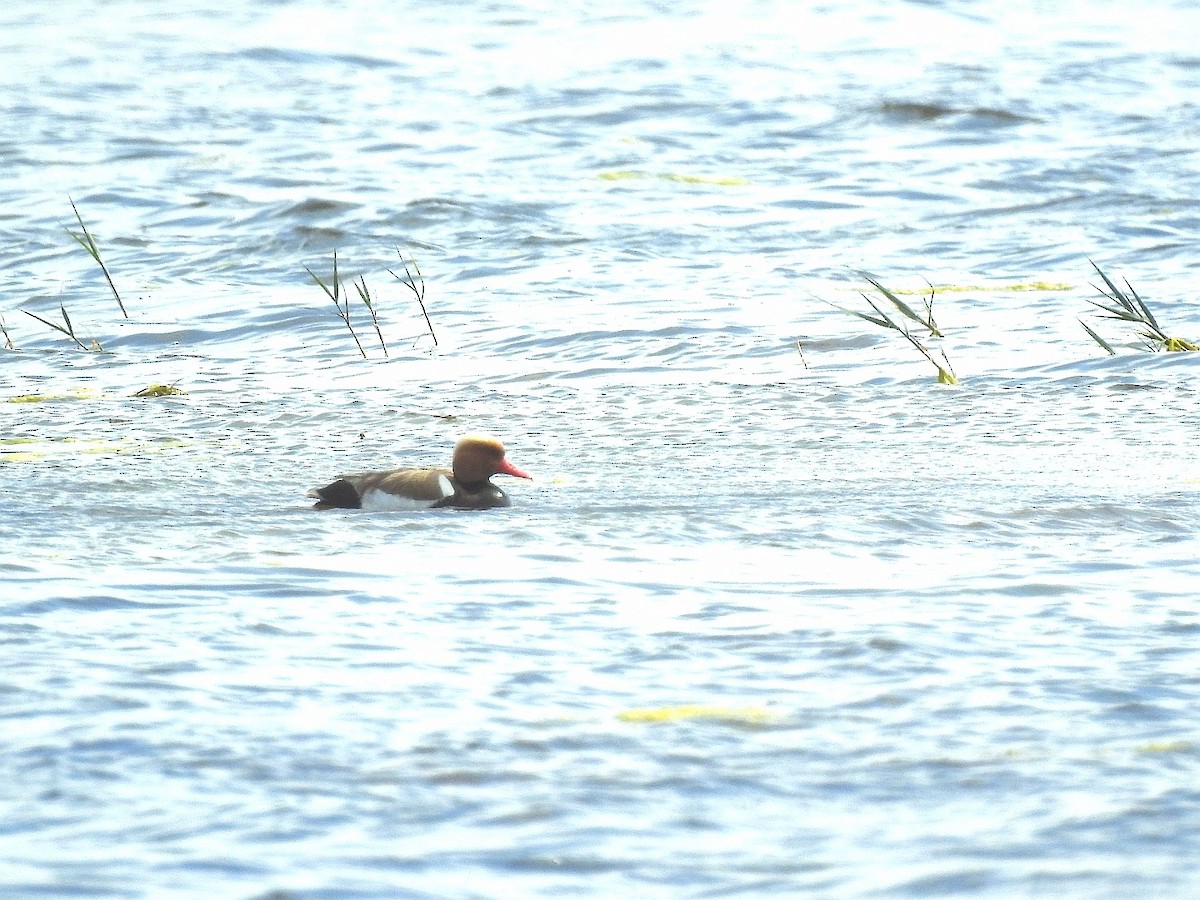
[307,435,532,510]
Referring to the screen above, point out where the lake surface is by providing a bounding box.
[3,1,1200,896]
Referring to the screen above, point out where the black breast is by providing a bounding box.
[433,479,511,509]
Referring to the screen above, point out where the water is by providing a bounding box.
[3,1,1200,896]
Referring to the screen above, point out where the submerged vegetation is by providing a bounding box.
[1081,261,1198,354]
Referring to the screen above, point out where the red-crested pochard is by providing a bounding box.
[307,436,532,510]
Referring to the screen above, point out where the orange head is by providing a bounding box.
[452,436,532,484]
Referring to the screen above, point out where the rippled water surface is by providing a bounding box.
[3,1,1200,896]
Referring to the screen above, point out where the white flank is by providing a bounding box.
[359,474,454,511]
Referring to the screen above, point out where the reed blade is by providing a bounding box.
[68,198,127,318]
[844,306,893,329]
[21,308,89,350]
[1089,259,1128,304]
[1123,278,1161,331]
[1087,297,1142,323]
[389,249,438,347]
[863,275,942,335]
[1079,319,1117,356]
[353,275,389,358]
[863,295,900,331]
[307,251,366,357]
[59,302,76,341]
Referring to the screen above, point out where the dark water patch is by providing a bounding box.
[12,595,188,615]
[991,582,1078,599]
[890,866,997,896]
[232,45,404,72]
[877,100,973,122]
[0,883,128,898]
[769,197,864,211]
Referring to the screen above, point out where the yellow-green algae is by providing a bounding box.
[599,170,750,186]
[617,704,775,725]
[1164,337,1200,352]
[0,437,47,463]
[8,388,99,403]
[888,281,1074,294]
[936,368,958,385]
[1136,740,1194,754]
[133,384,186,397]
[8,384,188,403]
[0,435,192,463]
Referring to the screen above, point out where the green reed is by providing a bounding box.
[1081,261,1198,354]
[388,249,437,347]
[352,274,389,358]
[832,275,957,384]
[305,250,368,358]
[67,198,127,318]
[22,301,102,351]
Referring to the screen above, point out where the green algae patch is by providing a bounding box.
[599,170,750,186]
[133,384,186,398]
[0,451,45,464]
[1164,337,1200,352]
[0,439,47,464]
[0,435,192,463]
[598,170,644,182]
[661,173,750,186]
[8,388,100,403]
[889,281,1074,294]
[76,437,192,455]
[936,368,959,385]
[617,704,775,725]
[1136,740,1195,754]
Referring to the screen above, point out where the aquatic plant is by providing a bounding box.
[1082,261,1198,354]
[832,275,957,384]
[307,249,437,356]
[20,301,102,351]
[352,275,389,358]
[133,384,186,397]
[617,704,775,725]
[860,275,943,337]
[67,198,127,318]
[23,199,124,349]
[388,249,437,347]
[598,170,751,187]
[305,250,368,359]
[0,316,13,350]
